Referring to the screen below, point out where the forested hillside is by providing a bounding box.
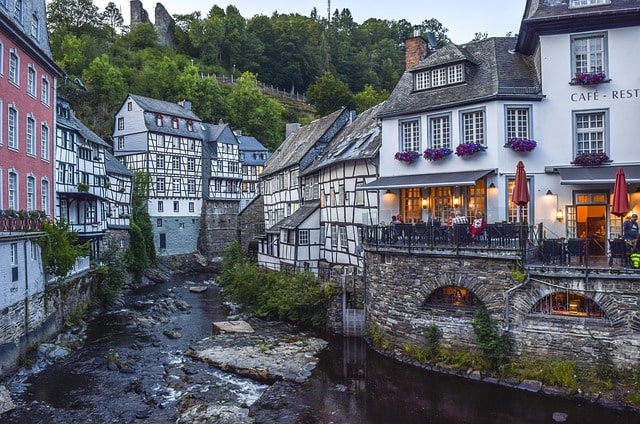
[47,0,451,151]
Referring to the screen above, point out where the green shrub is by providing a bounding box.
[365,324,392,350]
[472,307,513,372]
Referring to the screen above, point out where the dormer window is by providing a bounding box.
[187,120,193,131]
[172,117,179,129]
[415,63,464,90]
[156,114,163,126]
[570,0,609,8]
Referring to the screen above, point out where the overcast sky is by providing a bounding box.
[79,1,525,44]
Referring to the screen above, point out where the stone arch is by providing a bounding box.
[530,290,608,319]
[419,272,488,309]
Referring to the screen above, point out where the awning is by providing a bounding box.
[558,165,640,185]
[360,169,495,190]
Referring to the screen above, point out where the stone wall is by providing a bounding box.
[237,196,264,258]
[130,1,176,49]
[198,200,239,260]
[364,250,640,368]
[154,215,201,257]
[0,274,95,379]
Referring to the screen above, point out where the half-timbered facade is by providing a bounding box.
[257,108,351,272]
[238,134,269,210]
[55,98,110,258]
[112,94,203,256]
[302,104,382,273]
[103,151,133,230]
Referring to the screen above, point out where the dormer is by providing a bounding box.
[409,43,477,93]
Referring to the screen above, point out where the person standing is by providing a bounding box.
[623,213,639,251]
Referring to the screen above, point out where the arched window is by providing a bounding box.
[423,285,479,308]
[531,291,607,319]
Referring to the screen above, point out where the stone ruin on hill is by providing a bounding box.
[130,1,175,49]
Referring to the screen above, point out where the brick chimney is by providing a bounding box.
[405,35,428,70]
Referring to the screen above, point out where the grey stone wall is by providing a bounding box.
[237,196,264,258]
[154,216,201,257]
[0,274,95,379]
[198,200,239,260]
[102,228,131,252]
[155,3,175,48]
[364,250,640,368]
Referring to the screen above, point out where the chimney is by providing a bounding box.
[405,34,428,70]
[178,99,192,111]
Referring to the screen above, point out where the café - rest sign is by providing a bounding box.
[571,88,640,102]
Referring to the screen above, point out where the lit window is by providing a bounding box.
[400,119,420,152]
[532,291,607,319]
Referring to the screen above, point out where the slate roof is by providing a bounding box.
[129,93,201,121]
[57,102,111,148]
[201,123,239,159]
[517,0,640,53]
[262,108,348,177]
[104,151,134,176]
[376,37,542,119]
[266,202,320,233]
[302,103,383,176]
[238,135,270,166]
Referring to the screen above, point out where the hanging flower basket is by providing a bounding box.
[455,143,486,157]
[570,72,607,86]
[394,151,421,164]
[572,152,609,166]
[505,138,537,152]
[423,147,453,161]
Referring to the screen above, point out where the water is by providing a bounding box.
[3,273,638,423]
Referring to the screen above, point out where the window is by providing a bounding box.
[117,137,124,149]
[570,0,609,7]
[415,64,464,90]
[156,114,163,126]
[572,33,606,76]
[507,177,530,223]
[187,157,195,172]
[400,119,420,152]
[14,0,22,22]
[187,120,193,131]
[429,114,451,149]
[172,117,179,129]
[187,179,195,194]
[461,109,485,145]
[40,123,49,160]
[9,50,18,85]
[31,13,39,39]
[424,286,478,308]
[575,111,606,155]
[117,117,124,130]
[217,160,224,173]
[188,202,194,212]
[173,201,179,212]
[26,176,35,210]
[41,180,49,212]
[0,41,3,75]
[339,226,348,250]
[8,171,17,209]
[299,229,310,245]
[157,201,164,212]
[172,179,180,193]
[331,225,338,248]
[26,116,35,155]
[156,154,165,169]
[156,177,165,192]
[11,242,18,281]
[127,101,132,111]
[506,106,531,141]
[157,218,163,227]
[8,106,17,149]
[41,77,49,105]
[532,291,607,318]
[172,156,180,170]
[27,65,36,96]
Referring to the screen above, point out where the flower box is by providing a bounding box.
[394,151,421,164]
[505,138,536,152]
[570,72,607,86]
[455,143,486,157]
[423,147,453,161]
[572,152,609,166]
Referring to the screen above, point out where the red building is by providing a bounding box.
[0,0,62,216]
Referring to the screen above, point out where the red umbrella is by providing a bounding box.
[511,161,530,223]
[611,168,630,217]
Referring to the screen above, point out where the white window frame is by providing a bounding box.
[172,178,180,194]
[0,41,4,76]
[156,154,165,169]
[339,226,348,250]
[571,32,606,76]
[172,156,180,170]
[400,119,420,152]
[187,157,195,172]
[26,175,35,210]
[505,105,532,141]
[299,229,310,245]
[27,64,36,97]
[8,49,19,86]
[461,108,485,146]
[8,105,18,150]
[187,179,195,194]
[31,13,40,40]
[574,110,608,156]
[41,179,49,212]
[8,171,18,210]
[26,115,35,155]
[41,123,49,160]
[41,77,50,106]
[157,201,164,212]
[429,113,451,149]
[156,177,165,192]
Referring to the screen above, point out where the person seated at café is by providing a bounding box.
[452,210,468,225]
[391,215,401,225]
[396,212,405,224]
[623,213,639,251]
[470,212,486,243]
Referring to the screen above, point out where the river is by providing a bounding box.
[2,273,638,423]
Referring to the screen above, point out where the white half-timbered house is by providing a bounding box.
[238,135,269,210]
[112,94,203,256]
[257,108,351,273]
[55,98,110,258]
[301,104,382,274]
[103,151,133,230]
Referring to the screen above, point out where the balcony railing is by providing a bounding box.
[0,215,44,233]
[362,222,539,262]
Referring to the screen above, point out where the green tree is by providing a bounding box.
[47,0,101,36]
[94,243,127,303]
[306,71,354,115]
[125,23,158,50]
[102,2,125,40]
[126,223,149,283]
[39,220,90,281]
[57,34,87,76]
[354,84,389,113]
[132,172,156,264]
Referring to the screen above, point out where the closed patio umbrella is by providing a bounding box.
[611,168,630,236]
[511,161,530,222]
